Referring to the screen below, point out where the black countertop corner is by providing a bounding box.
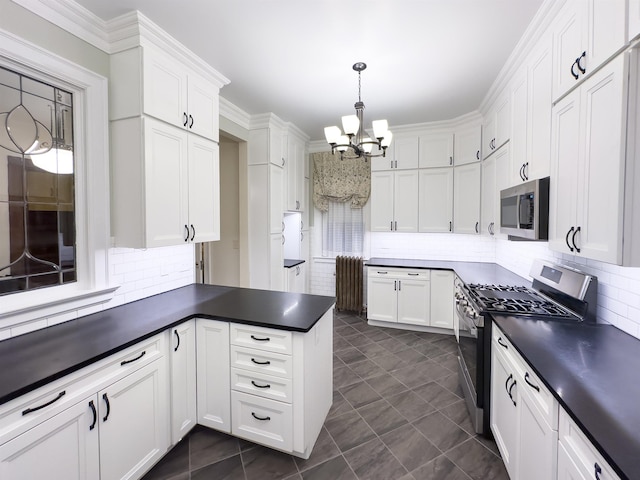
[0,284,335,407]
[492,315,640,480]
[284,259,305,268]
[365,258,529,286]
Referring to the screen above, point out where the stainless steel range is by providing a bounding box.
[455,259,597,435]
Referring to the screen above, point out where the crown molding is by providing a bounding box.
[12,0,111,51]
[11,0,230,88]
[219,97,251,130]
[479,0,567,114]
[249,113,288,131]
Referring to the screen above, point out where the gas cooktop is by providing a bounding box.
[466,283,578,319]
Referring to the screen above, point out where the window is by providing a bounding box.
[0,65,76,295]
[322,201,364,257]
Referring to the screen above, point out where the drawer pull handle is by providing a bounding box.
[408,273,419,276]
[22,390,66,416]
[251,380,271,389]
[508,379,517,407]
[251,358,271,365]
[174,330,180,352]
[497,337,508,349]
[89,400,97,430]
[251,412,271,421]
[524,372,540,392]
[121,350,146,366]
[594,462,602,480]
[377,271,388,274]
[505,373,513,396]
[102,393,111,422]
[250,335,270,342]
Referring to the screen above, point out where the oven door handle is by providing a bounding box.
[457,305,478,337]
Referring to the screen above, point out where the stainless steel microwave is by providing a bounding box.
[500,177,549,240]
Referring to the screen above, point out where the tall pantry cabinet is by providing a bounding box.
[109,32,229,248]
[247,115,309,291]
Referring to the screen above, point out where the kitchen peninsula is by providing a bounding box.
[0,285,335,479]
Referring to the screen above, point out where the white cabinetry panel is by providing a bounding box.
[419,167,453,233]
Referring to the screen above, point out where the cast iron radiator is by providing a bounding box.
[335,256,364,313]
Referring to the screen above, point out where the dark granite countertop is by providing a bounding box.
[284,259,305,268]
[366,258,529,286]
[492,315,639,480]
[0,284,335,406]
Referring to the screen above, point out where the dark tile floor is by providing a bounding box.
[142,310,508,480]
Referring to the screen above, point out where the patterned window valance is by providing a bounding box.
[312,151,371,212]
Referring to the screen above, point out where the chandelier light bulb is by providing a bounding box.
[324,126,341,144]
[341,115,359,136]
[372,119,389,140]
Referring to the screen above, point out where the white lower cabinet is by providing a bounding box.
[491,323,559,480]
[285,264,305,293]
[0,396,100,480]
[557,410,621,480]
[98,360,169,480]
[367,267,454,331]
[170,320,197,444]
[0,333,169,480]
[196,319,231,433]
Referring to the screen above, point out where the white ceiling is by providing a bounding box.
[74,0,544,141]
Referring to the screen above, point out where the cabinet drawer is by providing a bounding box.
[0,333,164,446]
[492,324,558,429]
[559,409,621,480]
[231,391,292,452]
[231,368,292,403]
[230,324,292,355]
[368,267,430,280]
[230,345,292,379]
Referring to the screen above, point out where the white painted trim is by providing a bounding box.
[11,0,111,51]
[0,27,115,324]
[220,97,251,130]
[250,112,288,131]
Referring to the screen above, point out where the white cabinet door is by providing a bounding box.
[549,89,581,255]
[516,389,558,480]
[370,171,395,231]
[490,347,519,479]
[429,270,454,329]
[454,124,482,165]
[511,68,528,184]
[269,164,284,234]
[419,133,454,168]
[196,319,231,433]
[186,73,219,141]
[549,56,626,263]
[144,117,189,247]
[390,135,419,170]
[393,170,419,232]
[367,275,398,322]
[98,359,169,480]
[188,135,220,242]
[396,278,430,326]
[170,320,197,445]
[527,37,553,182]
[0,397,100,480]
[418,167,453,233]
[481,155,496,237]
[553,0,626,101]
[495,95,511,149]
[270,233,285,291]
[453,162,481,234]
[142,47,187,130]
[576,57,626,264]
[557,443,586,480]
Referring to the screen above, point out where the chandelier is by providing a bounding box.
[324,62,392,160]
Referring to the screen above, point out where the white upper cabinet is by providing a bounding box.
[483,95,510,159]
[510,36,553,184]
[549,55,627,264]
[454,124,482,166]
[188,135,221,243]
[372,135,419,170]
[630,0,640,41]
[370,170,419,232]
[552,0,626,101]
[285,132,306,212]
[419,132,454,168]
[419,167,453,233]
[111,45,221,142]
[453,162,481,234]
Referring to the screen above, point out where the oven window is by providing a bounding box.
[458,313,479,394]
[500,196,518,228]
